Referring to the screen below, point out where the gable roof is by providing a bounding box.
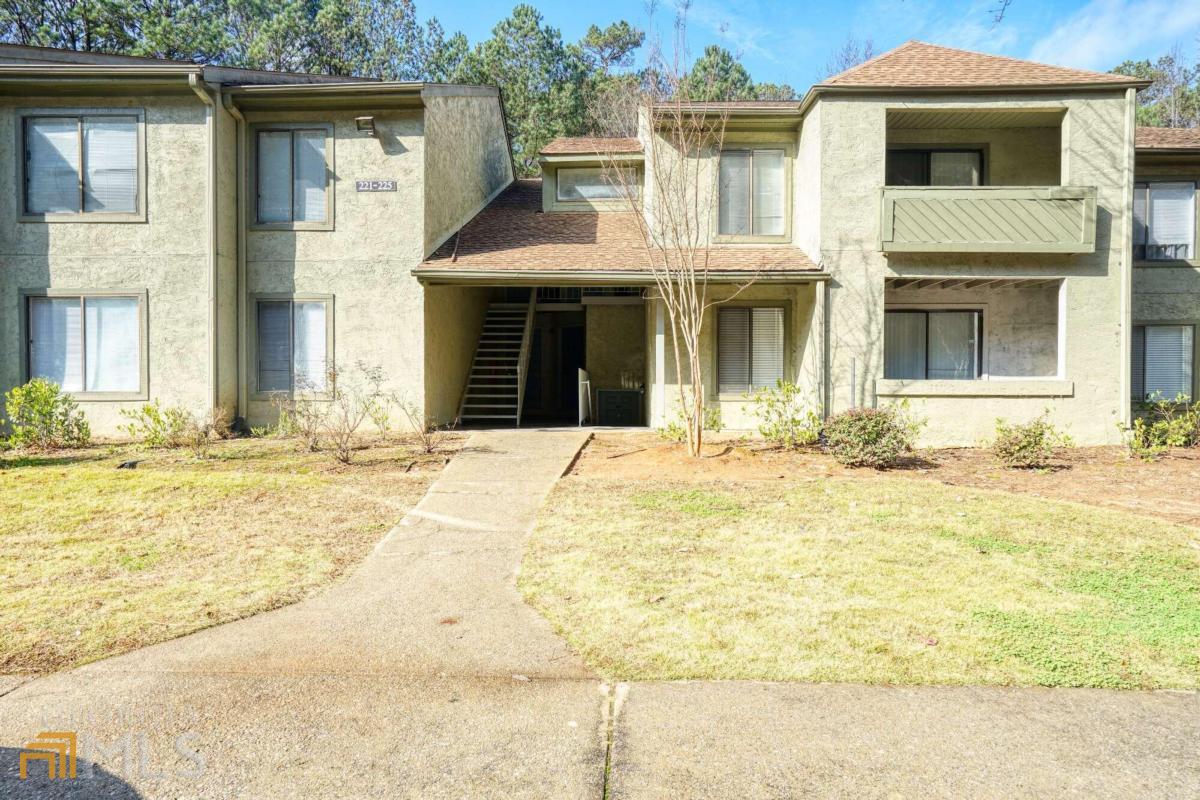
[540,137,641,155]
[417,180,820,281]
[819,41,1149,90]
[1136,126,1200,151]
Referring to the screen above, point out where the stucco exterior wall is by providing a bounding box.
[423,284,490,425]
[649,283,820,431]
[422,91,512,255]
[585,304,646,394]
[0,91,214,434]
[887,126,1061,185]
[795,107,822,261]
[817,91,1133,446]
[243,108,427,427]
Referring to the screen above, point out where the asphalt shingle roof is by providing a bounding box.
[540,137,642,155]
[1136,127,1200,150]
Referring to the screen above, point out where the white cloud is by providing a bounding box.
[1028,0,1200,70]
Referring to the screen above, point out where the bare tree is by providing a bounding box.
[823,35,875,80]
[589,4,756,457]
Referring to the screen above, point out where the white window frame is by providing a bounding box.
[714,303,789,397]
[715,147,792,243]
[554,166,638,203]
[20,288,149,400]
[1131,322,1196,402]
[250,294,335,398]
[17,108,147,223]
[1134,181,1196,262]
[883,307,984,381]
[249,123,335,231]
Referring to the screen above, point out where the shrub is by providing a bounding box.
[119,401,191,448]
[822,404,923,468]
[1122,393,1200,461]
[180,408,231,459]
[991,413,1072,468]
[3,378,91,450]
[659,397,722,443]
[752,379,821,448]
[397,398,447,454]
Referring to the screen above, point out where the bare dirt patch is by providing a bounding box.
[575,432,1200,528]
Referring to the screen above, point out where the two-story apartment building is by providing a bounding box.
[0,44,512,433]
[3,41,1198,447]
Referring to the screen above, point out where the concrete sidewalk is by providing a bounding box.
[2,428,1199,798]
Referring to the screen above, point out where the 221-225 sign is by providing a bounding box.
[355,180,397,192]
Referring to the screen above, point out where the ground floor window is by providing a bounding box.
[717,306,785,394]
[884,309,981,380]
[27,293,142,393]
[256,298,331,393]
[1132,324,1194,401]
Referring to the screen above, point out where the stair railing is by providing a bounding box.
[515,288,536,427]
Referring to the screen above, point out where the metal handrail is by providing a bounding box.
[515,288,536,426]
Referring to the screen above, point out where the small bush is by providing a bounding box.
[3,378,91,450]
[822,404,923,468]
[119,400,191,448]
[1121,393,1200,461]
[991,413,1072,469]
[180,408,231,459]
[752,379,820,448]
[659,398,722,443]
[397,398,447,454]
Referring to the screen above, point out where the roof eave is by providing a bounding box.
[412,267,830,286]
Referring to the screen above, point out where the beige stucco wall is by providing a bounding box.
[816,91,1134,446]
[422,91,512,255]
[0,91,215,434]
[887,126,1061,185]
[423,284,490,425]
[586,304,646,394]
[648,283,821,431]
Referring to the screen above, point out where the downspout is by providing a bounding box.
[189,74,219,414]
[222,93,248,423]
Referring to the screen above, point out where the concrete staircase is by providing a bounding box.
[458,296,535,425]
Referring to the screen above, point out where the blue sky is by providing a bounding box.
[417,0,1200,90]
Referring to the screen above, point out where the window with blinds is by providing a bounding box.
[24,115,138,215]
[884,310,981,380]
[1131,324,1194,401]
[717,307,785,394]
[28,294,141,393]
[256,128,329,224]
[257,300,330,393]
[718,149,785,236]
[885,149,983,187]
[1134,182,1195,260]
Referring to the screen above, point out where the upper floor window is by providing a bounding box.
[23,114,139,216]
[556,167,637,202]
[717,306,785,394]
[255,126,331,226]
[884,309,982,380]
[1134,182,1194,261]
[1132,324,1194,402]
[718,149,785,236]
[886,149,982,187]
[27,293,144,396]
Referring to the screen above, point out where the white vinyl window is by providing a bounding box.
[1132,324,1194,401]
[1134,182,1195,260]
[885,310,981,380]
[556,167,637,201]
[256,128,329,224]
[718,149,785,236]
[27,294,141,393]
[23,114,138,215]
[257,299,330,393]
[717,306,785,394]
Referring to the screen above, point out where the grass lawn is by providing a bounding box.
[0,437,451,674]
[521,475,1200,689]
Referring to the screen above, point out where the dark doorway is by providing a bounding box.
[522,310,585,422]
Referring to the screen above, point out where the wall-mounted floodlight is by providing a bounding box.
[355,116,377,136]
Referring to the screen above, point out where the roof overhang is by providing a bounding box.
[651,104,803,131]
[223,82,498,111]
[413,268,830,286]
[538,153,644,166]
[798,80,1150,117]
[0,64,202,94]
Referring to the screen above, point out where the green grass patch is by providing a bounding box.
[521,476,1200,688]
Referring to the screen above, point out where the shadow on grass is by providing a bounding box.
[0,452,111,470]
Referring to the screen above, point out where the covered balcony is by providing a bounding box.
[879,108,1097,255]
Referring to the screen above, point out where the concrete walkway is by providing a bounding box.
[3,428,1199,798]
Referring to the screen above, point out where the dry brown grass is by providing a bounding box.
[0,435,459,674]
